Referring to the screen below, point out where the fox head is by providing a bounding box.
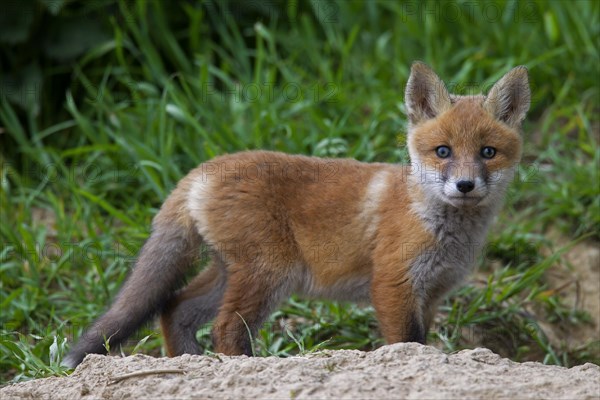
[404,62,530,209]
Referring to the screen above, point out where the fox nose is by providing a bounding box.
[456,180,475,193]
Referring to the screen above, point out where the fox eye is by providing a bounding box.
[481,146,496,159]
[435,146,451,158]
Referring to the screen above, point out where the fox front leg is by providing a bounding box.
[371,271,426,344]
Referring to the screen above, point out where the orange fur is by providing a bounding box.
[63,63,530,368]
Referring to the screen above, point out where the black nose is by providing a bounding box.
[456,180,475,193]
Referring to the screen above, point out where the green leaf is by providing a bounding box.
[74,188,137,227]
[543,11,559,44]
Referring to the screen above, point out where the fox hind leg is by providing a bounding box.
[212,262,292,356]
[160,259,227,356]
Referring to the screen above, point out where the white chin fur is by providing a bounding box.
[443,196,485,208]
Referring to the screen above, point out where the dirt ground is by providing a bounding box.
[2,343,599,400]
[544,237,600,348]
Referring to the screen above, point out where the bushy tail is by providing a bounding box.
[62,207,201,368]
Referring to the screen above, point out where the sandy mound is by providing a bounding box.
[2,343,599,399]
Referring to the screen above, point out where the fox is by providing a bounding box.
[62,62,530,368]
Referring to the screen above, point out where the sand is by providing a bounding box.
[2,343,599,399]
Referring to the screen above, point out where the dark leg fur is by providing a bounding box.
[405,312,427,344]
[160,261,227,356]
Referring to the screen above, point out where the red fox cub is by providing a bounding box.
[63,62,530,367]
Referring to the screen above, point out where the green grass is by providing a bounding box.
[1,0,599,384]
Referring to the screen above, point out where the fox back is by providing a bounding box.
[63,62,530,368]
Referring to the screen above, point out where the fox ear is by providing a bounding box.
[484,66,530,129]
[405,62,452,126]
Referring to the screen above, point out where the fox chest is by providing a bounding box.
[409,210,491,304]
